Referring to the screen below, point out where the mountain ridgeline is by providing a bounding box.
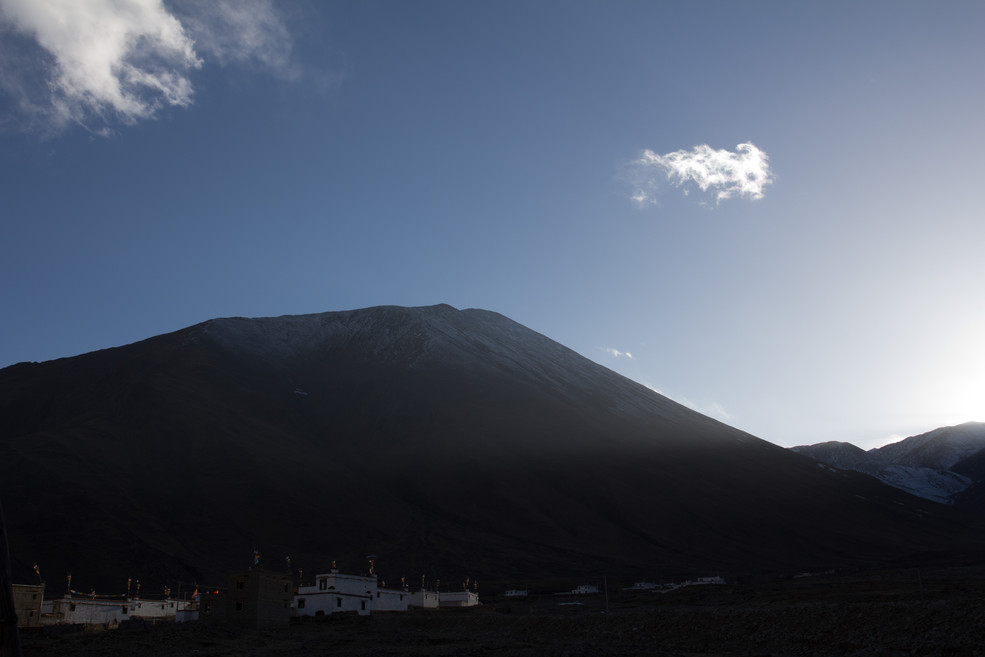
[1,305,983,593]
[791,422,985,506]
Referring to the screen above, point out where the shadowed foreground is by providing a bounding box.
[22,568,985,657]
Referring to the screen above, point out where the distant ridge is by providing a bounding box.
[791,422,985,505]
[2,305,983,593]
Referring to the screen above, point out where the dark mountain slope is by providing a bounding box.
[1,305,981,593]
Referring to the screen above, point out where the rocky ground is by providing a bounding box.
[20,567,985,657]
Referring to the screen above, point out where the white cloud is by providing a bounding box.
[603,346,634,359]
[0,0,293,134]
[630,142,773,205]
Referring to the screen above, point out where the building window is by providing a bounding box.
[336,598,342,608]
[236,581,244,590]
[121,606,128,615]
[319,579,327,590]
[235,601,243,611]
[297,598,305,609]
[360,601,366,611]
[376,592,380,598]
[284,583,289,593]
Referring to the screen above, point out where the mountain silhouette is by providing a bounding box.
[2,305,981,593]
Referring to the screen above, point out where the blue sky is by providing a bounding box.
[1,0,983,449]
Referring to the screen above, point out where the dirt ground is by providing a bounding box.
[20,568,985,657]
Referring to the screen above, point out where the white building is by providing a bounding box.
[407,589,439,609]
[570,584,599,595]
[373,587,410,612]
[628,582,658,591]
[43,596,130,627]
[293,570,375,617]
[685,576,725,586]
[292,569,451,615]
[129,597,197,622]
[503,589,528,598]
[439,590,479,607]
[42,595,196,627]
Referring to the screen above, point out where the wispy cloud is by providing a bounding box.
[0,0,293,135]
[629,142,773,205]
[603,346,634,360]
[169,0,293,76]
[645,384,731,422]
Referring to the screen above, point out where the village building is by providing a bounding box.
[200,569,292,629]
[407,589,439,609]
[438,590,479,607]
[39,593,197,628]
[570,584,600,595]
[128,597,197,623]
[11,583,44,628]
[373,587,410,612]
[503,589,528,598]
[293,569,375,617]
[42,595,130,627]
[627,582,658,591]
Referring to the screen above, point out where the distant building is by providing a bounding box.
[570,584,599,595]
[373,587,410,612]
[128,597,195,623]
[293,570,375,617]
[200,569,292,629]
[503,589,528,598]
[43,596,130,627]
[407,589,439,609]
[11,584,44,628]
[628,582,657,591]
[439,590,479,607]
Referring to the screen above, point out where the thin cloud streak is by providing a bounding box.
[645,384,731,422]
[169,0,294,77]
[631,142,773,205]
[603,346,634,359]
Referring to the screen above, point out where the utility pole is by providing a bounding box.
[0,498,22,657]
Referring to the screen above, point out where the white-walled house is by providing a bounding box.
[439,590,479,607]
[42,595,196,627]
[43,596,130,627]
[293,570,376,617]
[129,597,197,621]
[570,584,599,595]
[408,589,439,609]
[291,569,483,616]
[129,597,174,620]
[373,587,410,612]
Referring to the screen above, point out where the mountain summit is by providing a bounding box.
[1,305,980,591]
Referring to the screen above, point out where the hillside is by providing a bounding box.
[2,305,982,595]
